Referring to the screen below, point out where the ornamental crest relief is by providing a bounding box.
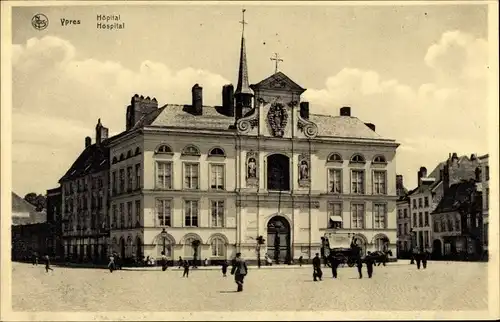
[267,103,288,137]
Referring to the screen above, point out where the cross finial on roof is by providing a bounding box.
[239,9,247,36]
[270,52,283,74]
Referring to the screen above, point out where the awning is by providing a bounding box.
[329,216,343,222]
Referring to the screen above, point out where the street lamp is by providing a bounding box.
[161,228,168,255]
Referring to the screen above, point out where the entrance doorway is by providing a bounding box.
[432,239,442,259]
[120,238,126,259]
[266,216,291,264]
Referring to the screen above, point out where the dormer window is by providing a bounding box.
[156,144,173,154]
[327,153,343,162]
[135,147,141,156]
[182,145,200,156]
[126,150,132,158]
[209,147,225,157]
[119,154,125,162]
[112,157,118,164]
[350,154,366,163]
[373,155,387,164]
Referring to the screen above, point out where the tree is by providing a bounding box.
[256,235,265,268]
[191,239,201,268]
[24,193,46,212]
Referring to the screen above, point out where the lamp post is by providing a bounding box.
[161,228,168,255]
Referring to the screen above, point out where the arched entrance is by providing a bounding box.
[266,216,291,264]
[352,234,367,256]
[267,154,290,191]
[432,239,442,259]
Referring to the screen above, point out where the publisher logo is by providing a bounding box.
[32,14,49,31]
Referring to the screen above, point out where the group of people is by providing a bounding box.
[312,251,378,281]
[410,247,431,269]
[31,252,54,273]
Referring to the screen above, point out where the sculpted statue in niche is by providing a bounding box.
[299,160,309,180]
[247,157,257,178]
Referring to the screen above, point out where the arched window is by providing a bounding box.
[157,236,173,258]
[350,154,366,163]
[112,157,118,164]
[373,155,387,164]
[374,235,389,252]
[209,147,225,157]
[119,154,125,162]
[135,147,141,156]
[211,237,226,258]
[184,236,201,257]
[156,144,172,154]
[327,153,343,162]
[126,236,133,257]
[182,145,200,156]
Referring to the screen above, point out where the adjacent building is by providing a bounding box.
[478,154,489,254]
[396,175,413,258]
[46,187,63,259]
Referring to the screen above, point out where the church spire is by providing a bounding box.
[234,9,253,119]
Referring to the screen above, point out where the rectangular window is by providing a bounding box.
[211,239,225,257]
[135,200,141,227]
[418,198,423,208]
[441,220,446,232]
[413,213,417,227]
[486,188,489,209]
[156,162,172,189]
[328,202,342,229]
[404,223,408,235]
[351,203,364,229]
[398,224,402,237]
[424,212,429,226]
[211,200,225,227]
[404,209,408,218]
[424,231,429,248]
[127,166,133,191]
[127,201,133,228]
[184,163,200,190]
[119,203,124,228]
[135,163,141,189]
[412,199,417,209]
[434,220,439,232]
[351,170,364,194]
[373,203,387,229]
[210,164,225,190]
[156,199,171,227]
[398,209,402,219]
[485,166,490,181]
[119,169,125,193]
[424,196,429,207]
[328,169,342,193]
[112,171,117,194]
[373,171,386,195]
[185,200,199,227]
[418,212,423,227]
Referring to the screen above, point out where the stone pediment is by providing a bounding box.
[250,72,306,95]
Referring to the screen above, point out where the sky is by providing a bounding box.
[10,3,492,196]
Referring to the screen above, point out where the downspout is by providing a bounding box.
[308,138,312,261]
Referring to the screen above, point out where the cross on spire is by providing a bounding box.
[270,52,283,74]
[239,9,247,36]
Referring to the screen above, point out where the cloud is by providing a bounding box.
[12,36,230,195]
[303,30,489,189]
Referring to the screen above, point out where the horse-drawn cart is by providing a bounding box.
[321,232,362,267]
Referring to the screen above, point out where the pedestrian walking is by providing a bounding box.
[204,258,208,267]
[178,256,183,268]
[422,249,430,269]
[415,250,422,270]
[356,257,363,279]
[32,252,39,266]
[161,252,168,271]
[108,254,116,273]
[312,253,323,281]
[298,256,303,267]
[221,260,228,277]
[330,254,340,279]
[182,260,190,278]
[365,252,375,278]
[44,255,54,273]
[411,247,418,265]
[230,253,248,292]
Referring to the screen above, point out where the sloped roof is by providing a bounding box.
[432,180,481,214]
[250,71,306,93]
[59,139,113,182]
[12,211,47,226]
[11,192,36,213]
[310,114,384,139]
[150,104,235,130]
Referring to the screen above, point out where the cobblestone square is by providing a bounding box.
[12,261,488,312]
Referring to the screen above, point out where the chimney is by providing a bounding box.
[417,169,422,187]
[340,106,351,116]
[126,105,133,130]
[420,166,428,178]
[364,123,376,132]
[443,164,450,193]
[192,84,203,116]
[96,118,109,146]
[451,152,459,167]
[127,94,159,130]
[300,102,310,119]
[85,136,91,148]
[222,84,235,117]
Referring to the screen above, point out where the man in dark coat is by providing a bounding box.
[221,260,228,277]
[182,260,190,278]
[312,253,323,281]
[330,254,340,279]
[44,255,53,273]
[365,252,375,278]
[422,249,430,269]
[230,253,248,292]
[415,249,422,269]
